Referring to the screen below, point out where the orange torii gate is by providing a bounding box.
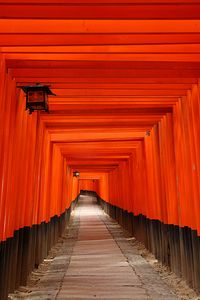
[1,1,200,298]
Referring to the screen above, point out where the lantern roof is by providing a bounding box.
[21,84,56,96]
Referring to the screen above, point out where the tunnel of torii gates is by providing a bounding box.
[1,0,200,298]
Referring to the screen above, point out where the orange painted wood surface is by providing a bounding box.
[1,1,200,241]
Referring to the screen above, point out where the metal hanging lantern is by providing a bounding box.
[20,83,55,114]
[73,171,80,177]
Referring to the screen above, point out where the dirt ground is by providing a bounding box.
[125,237,200,300]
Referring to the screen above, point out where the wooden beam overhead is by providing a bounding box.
[1,4,200,19]
[1,0,200,4]
[1,34,200,46]
[1,20,200,34]
[1,0,199,175]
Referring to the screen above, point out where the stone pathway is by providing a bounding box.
[9,195,179,299]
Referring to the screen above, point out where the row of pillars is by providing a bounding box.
[0,198,78,300]
[1,190,199,299]
[97,194,200,293]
